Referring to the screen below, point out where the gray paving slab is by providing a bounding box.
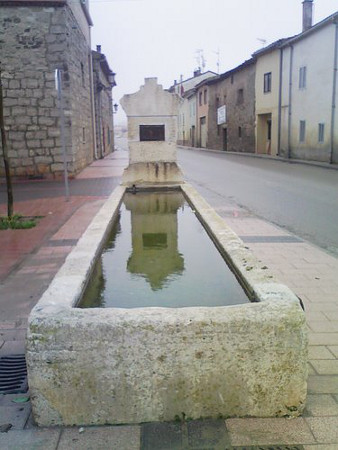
[304,394,338,416]
[226,418,316,446]
[0,341,25,356]
[305,417,338,444]
[308,375,338,394]
[0,403,31,430]
[186,419,231,448]
[0,428,60,450]
[141,421,182,450]
[57,425,140,450]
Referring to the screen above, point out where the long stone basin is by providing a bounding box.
[26,183,308,426]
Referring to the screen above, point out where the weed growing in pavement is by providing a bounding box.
[0,214,40,230]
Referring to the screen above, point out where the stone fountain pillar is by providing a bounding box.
[120,78,184,185]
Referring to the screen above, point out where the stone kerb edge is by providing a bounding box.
[29,185,126,316]
[180,183,302,307]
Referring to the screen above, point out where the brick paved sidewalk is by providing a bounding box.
[1,148,338,448]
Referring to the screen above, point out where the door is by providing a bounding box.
[200,117,207,148]
[223,128,228,151]
[266,119,272,155]
[191,126,195,147]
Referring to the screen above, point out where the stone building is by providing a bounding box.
[92,45,116,159]
[207,58,256,153]
[0,0,115,178]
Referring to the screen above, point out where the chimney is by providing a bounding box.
[302,0,313,32]
[96,45,101,53]
[194,68,201,77]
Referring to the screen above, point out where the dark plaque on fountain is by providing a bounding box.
[139,125,165,141]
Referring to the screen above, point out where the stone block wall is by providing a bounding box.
[0,3,94,178]
[208,61,256,153]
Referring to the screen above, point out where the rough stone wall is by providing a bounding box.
[208,63,256,153]
[65,8,94,174]
[0,4,93,178]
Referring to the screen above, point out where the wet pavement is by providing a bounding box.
[0,144,338,448]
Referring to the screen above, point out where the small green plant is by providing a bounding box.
[0,214,38,230]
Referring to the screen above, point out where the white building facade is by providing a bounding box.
[279,13,338,163]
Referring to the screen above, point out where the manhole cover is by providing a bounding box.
[0,355,28,394]
[230,446,304,450]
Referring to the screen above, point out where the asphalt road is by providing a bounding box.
[177,147,338,257]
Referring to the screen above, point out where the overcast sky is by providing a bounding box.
[89,0,338,125]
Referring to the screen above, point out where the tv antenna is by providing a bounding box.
[257,38,267,48]
[195,49,206,72]
[214,48,220,74]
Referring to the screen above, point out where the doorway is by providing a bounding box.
[199,117,207,148]
[191,126,195,147]
[223,128,228,151]
[256,113,272,154]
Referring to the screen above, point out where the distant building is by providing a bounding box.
[92,46,116,159]
[0,0,116,178]
[169,70,216,147]
[195,77,219,148]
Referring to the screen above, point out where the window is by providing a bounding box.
[237,88,244,105]
[318,123,325,143]
[81,62,85,87]
[82,127,86,143]
[230,75,234,84]
[238,126,242,138]
[204,89,207,104]
[264,72,272,93]
[199,92,202,106]
[299,120,306,143]
[299,66,307,89]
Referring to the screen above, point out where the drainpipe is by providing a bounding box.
[97,87,103,158]
[330,21,338,164]
[277,47,284,156]
[287,45,294,159]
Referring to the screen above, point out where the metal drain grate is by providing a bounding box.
[0,355,28,394]
[240,235,302,244]
[230,446,304,450]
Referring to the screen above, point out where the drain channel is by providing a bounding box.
[0,355,28,394]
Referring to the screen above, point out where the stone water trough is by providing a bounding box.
[26,79,307,426]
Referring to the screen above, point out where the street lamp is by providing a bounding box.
[108,72,116,87]
[113,103,118,114]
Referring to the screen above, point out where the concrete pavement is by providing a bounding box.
[0,145,338,448]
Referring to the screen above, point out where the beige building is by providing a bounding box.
[254,40,287,156]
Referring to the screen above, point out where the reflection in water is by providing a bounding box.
[78,191,249,309]
[125,192,184,290]
[80,214,121,308]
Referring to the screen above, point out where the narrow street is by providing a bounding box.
[177,147,338,257]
